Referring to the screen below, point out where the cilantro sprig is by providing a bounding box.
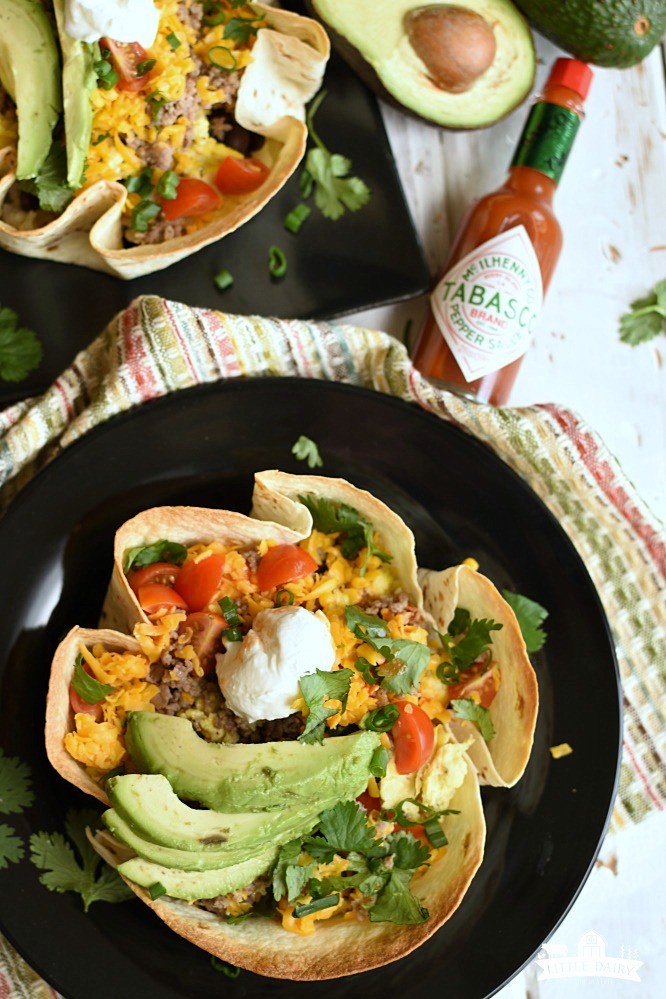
[0,306,43,383]
[0,824,24,869]
[619,279,666,345]
[0,748,34,815]
[345,606,430,695]
[298,495,391,574]
[291,435,323,469]
[501,590,548,653]
[29,809,134,911]
[299,91,371,221]
[435,608,502,685]
[298,668,354,744]
[71,655,115,705]
[123,539,187,573]
[451,697,496,742]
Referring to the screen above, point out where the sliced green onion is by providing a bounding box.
[202,1,225,25]
[369,746,389,778]
[213,268,234,291]
[148,882,167,900]
[131,200,161,234]
[436,660,460,685]
[137,59,156,76]
[147,91,168,124]
[299,168,314,199]
[268,245,287,279]
[166,31,181,49]
[218,595,241,626]
[124,167,153,198]
[354,656,377,685]
[156,170,179,200]
[208,45,238,71]
[95,58,119,90]
[423,816,448,848]
[211,957,241,978]
[363,703,399,733]
[275,589,295,606]
[223,627,243,643]
[284,203,311,234]
[293,894,339,918]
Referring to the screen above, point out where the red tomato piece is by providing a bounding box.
[256,544,318,592]
[68,662,103,720]
[356,790,380,814]
[138,583,189,615]
[215,156,270,194]
[391,700,435,775]
[127,561,180,595]
[447,661,499,709]
[174,553,227,612]
[181,612,227,675]
[160,178,221,220]
[100,38,154,92]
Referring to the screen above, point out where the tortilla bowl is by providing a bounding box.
[89,759,485,980]
[419,563,539,787]
[0,4,329,278]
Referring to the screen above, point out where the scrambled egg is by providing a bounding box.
[379,725,472,819]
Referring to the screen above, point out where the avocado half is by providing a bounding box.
[515,0,666,68]
[306,0,536,129]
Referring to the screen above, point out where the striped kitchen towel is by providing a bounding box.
[1,293,664,829]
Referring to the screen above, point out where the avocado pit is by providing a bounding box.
[405,4,497,94]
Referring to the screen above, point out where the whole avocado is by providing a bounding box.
[515,0,666,68]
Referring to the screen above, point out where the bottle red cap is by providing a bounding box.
[547,58,593,100]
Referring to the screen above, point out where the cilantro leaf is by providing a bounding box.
[451,698,496,742]
[291,434,323,469]
[272,838,302,900]
[298,494,391,573]
[369,868,429,924]
[387,830,431,871]
[123,539,188,573]
[223,14,264,44]
[501,590,548,653]
[0,306,43,383]
[316,800,378,854]
[19,142,73,212]
[436,611,502,684]
[0,823,25,868]
[298,668,354,743]
[619,279,666,345]
[29,809,134,911]
[345,606,430,694]
[302,91,371,221]
[286,860,316,903]
[0,749,34,815]
[344,605,389,640]
[71,655,115,704]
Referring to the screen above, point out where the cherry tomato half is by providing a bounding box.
[127,561,180,595]
[256,544,318,592]
[160,178,221,220]
[174,553,227,612]
[391,700,435,775]
[69,662,103,720]
[447,661,499,709]
[215,156,270,194]
[180,612,227,675]
[100,38,154,92]
[137,583,189,616]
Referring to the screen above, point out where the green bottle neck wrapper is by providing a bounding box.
[511,102,581,183]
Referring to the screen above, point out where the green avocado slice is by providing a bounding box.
[0,0,62,179]
[125,712,381,812]
[118,846,279,901]
[107,773,338,854]
[52,0,98,188]
[104,807,317,871]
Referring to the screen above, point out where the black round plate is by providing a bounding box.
[0,379,621,999]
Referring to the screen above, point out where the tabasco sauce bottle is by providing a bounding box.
[411,57,593,405]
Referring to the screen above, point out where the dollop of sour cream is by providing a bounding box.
[216,606,337,725]
[64,0,160,48]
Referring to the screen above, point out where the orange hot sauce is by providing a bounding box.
[411,58,593,405]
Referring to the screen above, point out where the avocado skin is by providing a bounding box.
[118,847,279,902]
[0,0,62,179]
[515,0,666,68]
[125,712,381,812]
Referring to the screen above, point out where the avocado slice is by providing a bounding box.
[107,773,337,854]
[305,0,535,129]
[125,712,381,812]
[0,0,62,179]
[52,0,97,187]
[118,846,279,901]
[104,807,315,871]
[515,0,666,68]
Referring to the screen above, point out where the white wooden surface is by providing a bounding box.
[344,34,666,999]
